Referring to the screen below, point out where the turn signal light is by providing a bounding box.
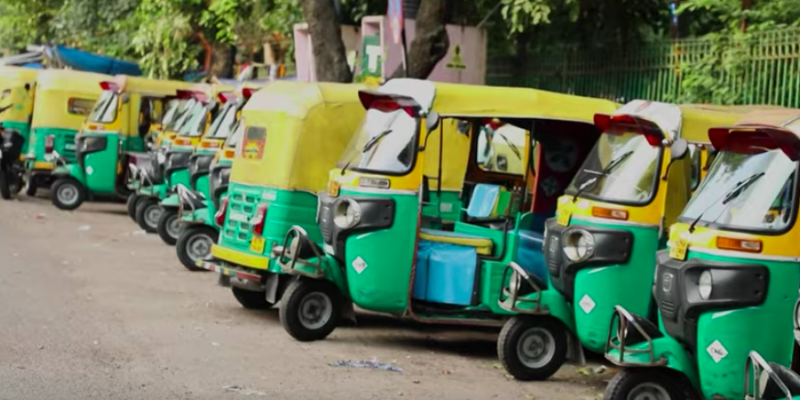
[200,141,221,149]
[716,237,762,253]
[223,149,235,159]
[592,206,629,220]
[251,204,269,236]
[44,135,54,153]
[174,138,191,146]
[215,197,229,227]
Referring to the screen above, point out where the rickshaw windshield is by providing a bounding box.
[206,103,238,139]
[89,90,120,124]
[680,149,797,233]
[337,108,420,175]
[178,102,208,137]
[160,100,181,129]
[166,99,197,131]
[566,132,662,205]
[224,122,244,148]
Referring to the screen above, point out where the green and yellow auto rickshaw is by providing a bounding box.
[0,66,38,160]
[495,101,745,381]
[274,79,618,342]
[174,120,243,270]
[131,84,229,233]
[194,81,367,309]
[49,75,194,210]
[157,87,254,245]
[26,69,109,195]
[603,109,800,400]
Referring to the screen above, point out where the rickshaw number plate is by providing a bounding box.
[250,236,266,254]
[328,181,340,197]
[670,238,688,260]
[557,210,571,226]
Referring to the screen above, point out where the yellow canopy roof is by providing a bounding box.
[230,81,367,192]
[34,69,110,94]
[678,105,751,144]
[0,66,39,85]
[105,75,194,97]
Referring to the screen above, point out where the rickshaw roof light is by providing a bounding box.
[358,91,420,117]
[594,113,664,146]
[176,89,209,103]
[709,126,800,160]
[100,81,120,92]
[241,88,256,100]
[217,91,236,104]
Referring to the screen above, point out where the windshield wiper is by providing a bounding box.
[497,133,521,159]
[572,150,634,202]
[341,129,393,174]
[687,172,765,233]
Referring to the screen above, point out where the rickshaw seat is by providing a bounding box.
[515,229,549,285]
[419,228,493,256]
[466,184,509,219]
[766,362,800,399]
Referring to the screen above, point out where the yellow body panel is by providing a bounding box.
[669,222,800,258]
[31,70,109,131]
[211,244,269,269]
[0,66,38,124]
[418,230,493,255]
[230,81,367,192]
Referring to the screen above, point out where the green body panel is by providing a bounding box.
[166,169,191,194]
[420,190,462,222]
[194,174,210,195]
[1,121,31,156]
[342,189,419,314]
[53,163,87,186]
[571,220,660,353]
[607,335,699,387]
[181,206,213,226]
[507,285,576,331]
[81,133,121,195]
[195,148,216,156]
[161,194,180,208]
[29,127,79,167]
[138,183,168,198]
[218,183,320,273]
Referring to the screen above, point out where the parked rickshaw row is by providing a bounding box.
[4,66,800,400]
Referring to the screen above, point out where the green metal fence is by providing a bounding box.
[487,28,800,107]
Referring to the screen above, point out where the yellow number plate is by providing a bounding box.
[328,180,340,197]
[249,236,266,254]
[669,238,688,261]
[557,210,571,226]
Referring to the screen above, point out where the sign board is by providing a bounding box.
[388,0,404,45]
[360,35,383,80]
[445,45,467,70]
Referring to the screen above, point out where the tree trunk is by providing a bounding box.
[209,43,235,79]
[390,0,450,79]
[299,0,353,83]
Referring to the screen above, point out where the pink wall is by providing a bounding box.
[293,24,361,82]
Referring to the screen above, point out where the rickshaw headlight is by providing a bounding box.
[698,270,713,300]
[334,199,361,229]
[562,229,594,262]
[793,300,800,329]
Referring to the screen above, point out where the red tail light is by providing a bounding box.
[251,204,268,236]
[215,197,229,226]
[44,135,55,153]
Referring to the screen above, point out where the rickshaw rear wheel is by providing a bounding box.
[25,179,37,197]
[126,194,140,222]
[0,171,11,200]
[157,208,181,246]
[50,178,86,210]
[280,279,342,342]
[498,316,567,381]
[135,198,162,233]
[232,287,274,310]
[604,368,691,400]
[176,225,217,271]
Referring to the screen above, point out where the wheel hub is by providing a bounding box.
[628,383,671,400]
[57,185,79,205]
[166,215,182,238]
[298,292,332,330]
[517,327,556,369]
[186,234,213,261]
[144,206,162,227]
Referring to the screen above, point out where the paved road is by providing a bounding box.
[0,195,609,400]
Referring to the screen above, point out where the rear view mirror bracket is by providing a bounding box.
[662,138,689,180]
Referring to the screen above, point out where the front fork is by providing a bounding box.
[605,306,668,367]
[276,226,326,279]
[745,351,794,400]
[498,261,548,315]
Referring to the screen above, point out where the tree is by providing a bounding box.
[299,0,353,82]
[390,0,449,79]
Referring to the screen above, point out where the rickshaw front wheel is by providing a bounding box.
[135,198,162,233]
[175,225,217,271]
[280,279,343,342]
[157,208,181,246]
[50,178,86,211]
[604,368,690,400]
[126,194,141,222]
[25,179,37,197]
[0,171,10,200]
[498,316,567,381]
[232,287,274,310]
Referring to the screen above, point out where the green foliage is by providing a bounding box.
[0,0,63,53]
[131,0,201,79]
[500,0,574,34]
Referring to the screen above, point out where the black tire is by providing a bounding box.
[232,287,273,310]
[50,178,86,210]
[279,279,343,342]
[25,179,37,197]
[126,194,140,222]
[156,208,181,246]
[176,225,217,271]
[604,368,691,400]
[135,198,162,233]
[497,316,568,381]
[0,171,10,200]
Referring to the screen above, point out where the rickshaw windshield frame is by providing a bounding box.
[677,148,800,236]
[178,102,209,137]
[88,90,120,124]
[339,108,421,177]
[564,131,664,207]
[206,102,239,139]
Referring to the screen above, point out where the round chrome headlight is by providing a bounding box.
[793,299,800,329]
[698,270,713,300]
[334,199,361,229]
[562,229,594,262]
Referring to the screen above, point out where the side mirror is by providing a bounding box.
[496,154,508,171]
[121,93,130,104]
[421,175,431,203]
[670,138,689,160]
[425,111,440,133]
[24,83,31,92]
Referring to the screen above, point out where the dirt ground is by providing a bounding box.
[0,194,613,400]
